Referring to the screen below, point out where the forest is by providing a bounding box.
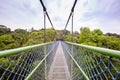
[0,25,120,51]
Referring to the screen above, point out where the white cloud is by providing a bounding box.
[0,0,120,34]
[45,0,74,29]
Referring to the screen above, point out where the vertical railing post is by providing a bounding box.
[71,11,74,78]
[43,10,47,79]
[44,11,46,43]
[71,12,74,42]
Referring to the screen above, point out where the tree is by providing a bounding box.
[106,33,120,38]
[0,25,11,36]
[92,29,103,35]
[105,36,120,50]
[14,29,27,34]
[78,27,92,43]
[63,34,72,42]
[0,26,120,51]
[91,29,103,43]
[0,34,14,44]
[0,34,17,50]
[24,31,43,46]
[63,30,70,35]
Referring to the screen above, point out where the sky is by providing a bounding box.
[0,0,120,34]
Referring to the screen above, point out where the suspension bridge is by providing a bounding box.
[0,0,120,80]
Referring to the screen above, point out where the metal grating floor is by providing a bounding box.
[47,42,71,80]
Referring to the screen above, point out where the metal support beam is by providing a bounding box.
[71,12,74,78]
[43,10,47,79]
[71,12,74,42]
[44,11,46,43]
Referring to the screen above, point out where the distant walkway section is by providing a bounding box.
[47,41,71,80]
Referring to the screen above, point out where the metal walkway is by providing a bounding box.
[47,42,71,80]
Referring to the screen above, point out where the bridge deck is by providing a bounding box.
[47,42,71,80]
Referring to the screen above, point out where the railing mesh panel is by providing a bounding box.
[62,42,120,80]
[0,42,58,80]
[62,42,87,80]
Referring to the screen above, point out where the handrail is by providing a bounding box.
[62,42,89,80]
[25,42,58,80]
[65,41,120,58]
[0,42,53,58]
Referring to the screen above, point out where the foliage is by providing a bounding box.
[77,27,120,50]
[0,26,120,51]
[62,27,120,50]
[0,34,17,50]
[0,27,57,50]
[63,34,72,42]
[0,34,14,44]
[0,25,11,36]
[78,27,92,43]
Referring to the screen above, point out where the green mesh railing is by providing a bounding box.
[0,42,58,80]
[62,41,120,80]
[1,41,120,80]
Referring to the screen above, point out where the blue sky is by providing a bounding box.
[0,0,120,34]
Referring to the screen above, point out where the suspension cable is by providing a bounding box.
[64,12,72,31]
[39,0,54,29]
[71,0,77,12]
[64,0,77,31]
[40,1,57,28]
[39,0,57,40]
[46,12,54,30]
[39,0,46,11]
